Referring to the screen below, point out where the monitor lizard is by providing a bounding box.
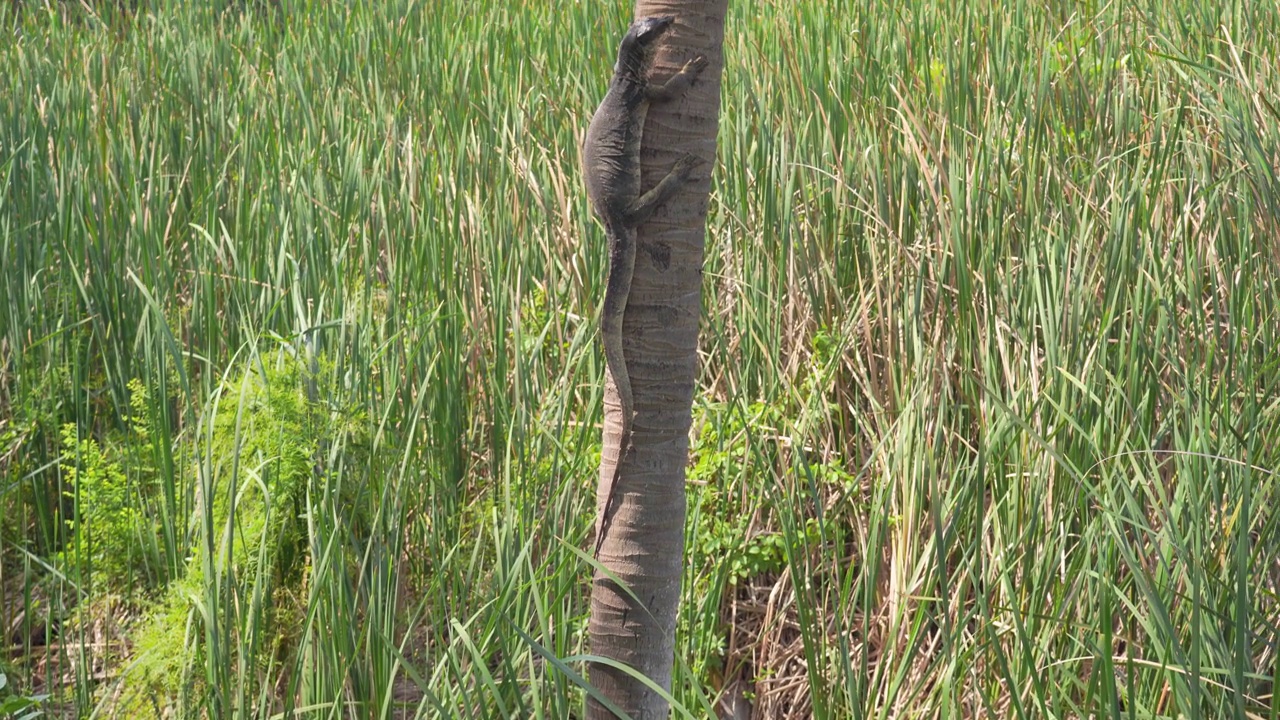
[582,15,706,558]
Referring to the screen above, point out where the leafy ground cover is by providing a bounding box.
[1,1,1278,717]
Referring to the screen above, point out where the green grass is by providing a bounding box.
[1,0,1278,717]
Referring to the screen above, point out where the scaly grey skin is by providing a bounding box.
[583,16,706,559]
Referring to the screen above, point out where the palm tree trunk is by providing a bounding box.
[587,1,728,718]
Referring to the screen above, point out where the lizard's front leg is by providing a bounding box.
[646,56,709,102]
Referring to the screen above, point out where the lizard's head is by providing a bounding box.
[631,15,675,44]
[615,15,675,77]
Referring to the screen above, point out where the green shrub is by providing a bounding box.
[104,345,367,718]
[58,423,149,588]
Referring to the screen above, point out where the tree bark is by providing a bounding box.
[587,1,727,718]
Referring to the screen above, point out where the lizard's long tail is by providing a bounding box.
[595,227,637,558]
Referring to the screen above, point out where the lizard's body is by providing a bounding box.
[583,16,705,558]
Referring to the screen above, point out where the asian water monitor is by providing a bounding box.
[582,15,706,558]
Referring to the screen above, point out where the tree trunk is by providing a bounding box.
[587,1,727,718]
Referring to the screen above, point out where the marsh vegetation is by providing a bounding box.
[1,1,1278,717]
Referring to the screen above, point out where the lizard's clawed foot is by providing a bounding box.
[672,153,701,179]
[684,56,709,75]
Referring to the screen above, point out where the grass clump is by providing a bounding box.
[100,345,367,717]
